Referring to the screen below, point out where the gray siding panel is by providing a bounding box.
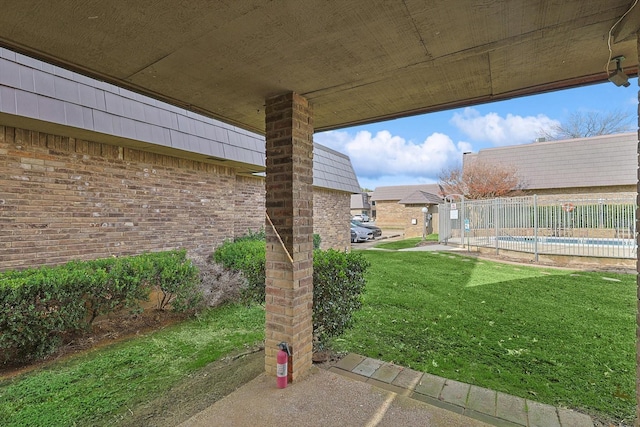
[54,76,80,104]
[15,90,38,118]
[38,96,66,123]
[1,59,21,88]
[33,69,55,97]
[0,53,359,194]
[0,86,17,114]
[18,66,35,92]
[64,102,85,129]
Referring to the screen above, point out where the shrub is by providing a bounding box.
[0,267,87,362]
[80,256,153,323]
[0,250,200,364]
[213,239,266,303]
[147,250,201,312]
[312,249,369,349]
[212,232,369,350]
[189,256,248,308]
[233,228,266,243]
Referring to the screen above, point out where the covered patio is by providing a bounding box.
[0,0,638,421]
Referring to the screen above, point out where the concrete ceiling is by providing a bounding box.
[0,1,637,134]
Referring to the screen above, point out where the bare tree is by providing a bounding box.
[538,109,634,140]
[439,159,525,200]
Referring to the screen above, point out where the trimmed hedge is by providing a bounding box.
[1,267,88,362]
[312,249,368,347]
[148,250,201,311]
[213,234,369,349]
[0,250,199,364]
[212,239,266,303]
[78,256,153,324]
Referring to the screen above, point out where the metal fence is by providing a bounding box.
[439,196,637,259]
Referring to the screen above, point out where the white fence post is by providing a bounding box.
[534,194,538,262]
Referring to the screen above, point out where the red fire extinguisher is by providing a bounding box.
[276,342,290,388]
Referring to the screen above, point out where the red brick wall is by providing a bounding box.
[374,201,439,238]
[374,200,407,230]
[0,126,262,270]
[314,187,351,251]
[0,125,353,272]
[234,175,266,238]
[402,205,439,238]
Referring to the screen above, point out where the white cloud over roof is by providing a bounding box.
[450,107,560,146]
[315,107,575,189]
[314,130,471,182]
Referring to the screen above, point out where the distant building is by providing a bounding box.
[350,192,373,219]
[464,132,637,198]
[368,133,638,239]
[371,184,443,237]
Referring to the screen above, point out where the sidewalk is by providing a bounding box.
[178,353,593,427]
[179,365,491,427]
[328,354,593,427]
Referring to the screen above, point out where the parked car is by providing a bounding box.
[351,225,373,242]
[351,220,382,239]
[352,213,370,222]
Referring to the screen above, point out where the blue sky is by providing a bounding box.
[315,79,638,190]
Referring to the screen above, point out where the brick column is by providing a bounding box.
[264,92,314,381]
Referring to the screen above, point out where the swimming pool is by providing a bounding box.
[497,236,636,247]
[457,234,640,260]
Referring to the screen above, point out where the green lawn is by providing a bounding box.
[0,304,265,427]
[332,250,636,421]
[375,234,439,250]
[2,251,636,423]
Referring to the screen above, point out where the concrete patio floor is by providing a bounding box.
[178,353,593,427]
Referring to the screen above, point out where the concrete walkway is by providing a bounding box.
[354,230,467,253]
[179,353,593,427]
[329,354,593,427]
[179,365,491,427]
[398,243,467,252]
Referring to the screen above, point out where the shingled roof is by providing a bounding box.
[465,133,637,190]
[313,143,361,193]
[371,184,442,201]
[350,193,371,210]
[398,190,443,205]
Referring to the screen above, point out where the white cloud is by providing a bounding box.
[357,174,438,191]
[450,107,559,146]
[315,130,471,184]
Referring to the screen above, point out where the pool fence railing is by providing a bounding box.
[439,195,637,260]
